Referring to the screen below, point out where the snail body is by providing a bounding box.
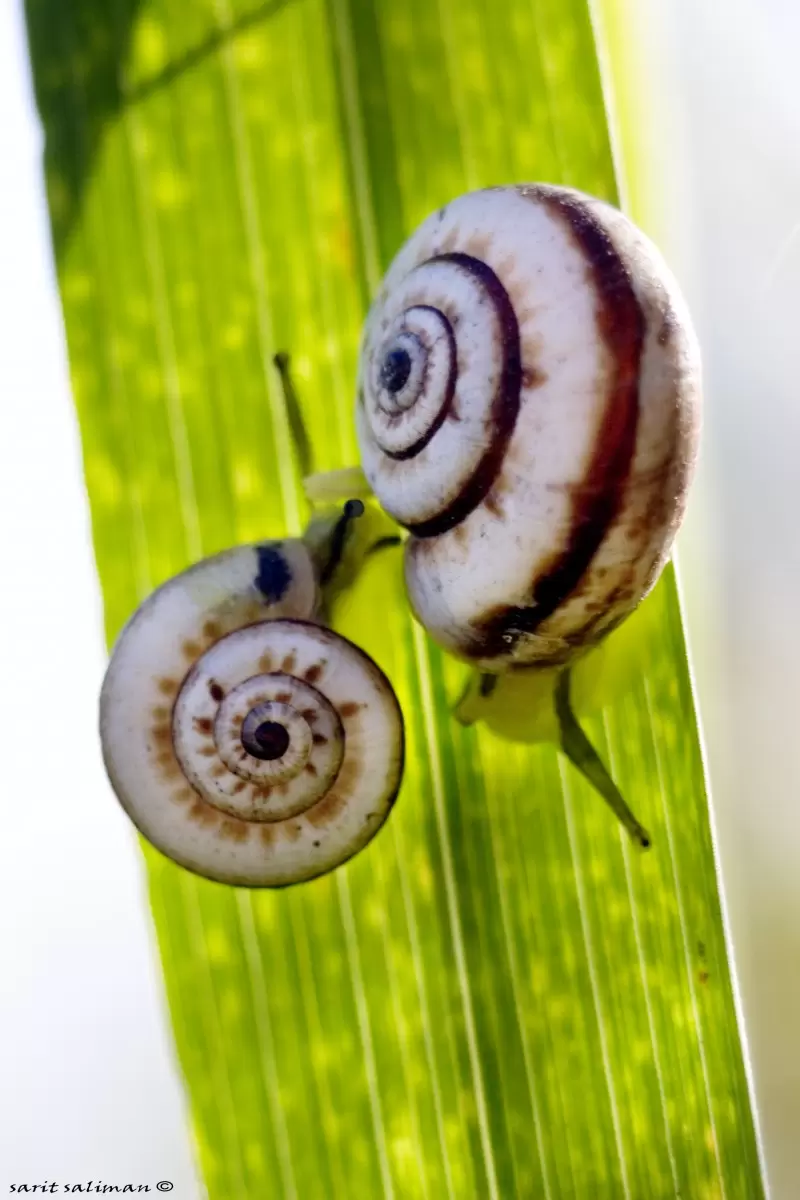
[357,184,701,674]
[100,533,404,886]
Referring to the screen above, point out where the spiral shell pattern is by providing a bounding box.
[357,184,701,671]
[100,542,404,886]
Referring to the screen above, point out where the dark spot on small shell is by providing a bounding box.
[339,702,363,718]
[280,653,297,673]
[193,717,213,735]
[203,620,223,641]
[220,819,249,842]
[304,762,318,776]
[152,705,170,721]
[152,725,172,744]
[303,662,325,684]
[313,839,321,848]
[210,762,227,778]
[199,745,216,757]
[275,691,292,703]
[258,652,273,672]
[312,733,328,746]
[282,822,302,842]
[260,825,276,846]
[157,677,178,696]
[255,544,293,604]
[173,787,193,803]
[182,639,202,660]
[521,365,548,389]
[256,786,272,799]
[300,708,317,723]
[232,780,247,794]
[209,680,224,703]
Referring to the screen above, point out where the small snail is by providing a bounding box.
[100,513,404,887]
[348,184,701,845]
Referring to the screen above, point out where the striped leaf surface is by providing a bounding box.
[25,0,764,1195]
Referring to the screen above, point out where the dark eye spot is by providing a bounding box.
[380,347,412,394]
[243,720,290,761]
[255,545,292,604]
[344,498,365,520]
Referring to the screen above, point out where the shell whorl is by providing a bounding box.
[99,542,404,887]
[357,184,701,671]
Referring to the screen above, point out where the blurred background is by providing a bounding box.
[0,0,797,1195]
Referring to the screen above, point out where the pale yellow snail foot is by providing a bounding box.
[453,666,561,743]
[303,465,374,506]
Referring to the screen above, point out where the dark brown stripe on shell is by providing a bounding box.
[381,305,457,461]
[407,252,522,539]
[471,190,644,659]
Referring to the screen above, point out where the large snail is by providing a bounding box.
[100,507,404,887]
[310,183,701,846]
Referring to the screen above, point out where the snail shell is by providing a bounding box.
[99,541,404,887]
[357,184,701,671]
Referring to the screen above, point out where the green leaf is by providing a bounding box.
[25,0,765,1195]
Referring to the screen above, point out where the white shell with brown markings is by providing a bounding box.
[100,541,404,887]
[357,184,701,671]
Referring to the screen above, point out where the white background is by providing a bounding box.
[0,1,200,1195]
[1,0,798,1195]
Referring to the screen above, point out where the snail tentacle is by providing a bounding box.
[273,350,313,480]
[272,352,375,508]
[554,670,650,849]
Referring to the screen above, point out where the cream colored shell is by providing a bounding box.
[357,184,701,671]
[99,541,404,886]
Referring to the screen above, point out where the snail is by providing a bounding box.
[320,182,700,846]
[99,505,405,887]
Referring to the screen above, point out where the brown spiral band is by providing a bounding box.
[405,252,522,538]
[471,189,645,659]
